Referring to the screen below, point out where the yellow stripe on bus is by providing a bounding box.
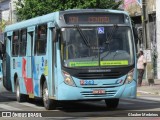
[69,61,99,67]
[100,60,128,66]
[69,60,128,67]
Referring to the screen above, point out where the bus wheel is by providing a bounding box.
[105,98,119,109]
[43,81,56,110]
[16,80,27,102]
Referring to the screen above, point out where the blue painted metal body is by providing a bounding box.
[4,9,137,101]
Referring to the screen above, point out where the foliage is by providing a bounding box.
[0,19,7,32]
[15,0,123,21]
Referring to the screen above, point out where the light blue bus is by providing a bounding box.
[3,9,137,110]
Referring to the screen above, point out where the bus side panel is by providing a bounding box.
[32,56,39,97]
[56,42,64,100]
[20,57,28,94]
[47,27,55,98]
[10,57,27,94]
[3,37,12,91]
[32,55,48,97]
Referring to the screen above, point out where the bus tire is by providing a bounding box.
[43,81,56,110]
[16,80,27,102]
[105,98,119,109]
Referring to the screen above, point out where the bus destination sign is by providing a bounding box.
[64,13,124,24]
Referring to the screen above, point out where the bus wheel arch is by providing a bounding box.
[14,73,27,102]
[40,74,46,97]
[40,74,56,110]
[14,73,18,92]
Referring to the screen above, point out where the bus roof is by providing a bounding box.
[62,9,128,15]
[5,9,129,32]
[5,11,59,32]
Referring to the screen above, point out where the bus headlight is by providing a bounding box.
[62,71,76,87]
[125,69,134,84]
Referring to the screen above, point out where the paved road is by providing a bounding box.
[0,91,160,119]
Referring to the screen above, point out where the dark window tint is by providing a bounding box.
[12,31,19,56]
[35,24,47,55]
[19,29,27,56]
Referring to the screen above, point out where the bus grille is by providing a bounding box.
[76,72,121,79]
[80,90,117,98]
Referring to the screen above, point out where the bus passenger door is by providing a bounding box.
[3,34,12,91]
[24,31,34,97]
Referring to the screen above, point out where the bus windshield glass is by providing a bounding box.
[61,26,134,68]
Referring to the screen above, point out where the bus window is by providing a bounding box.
[35,24,47,55]
[0,40,4,59]
[19,29,27,56]
[12,31,19,56]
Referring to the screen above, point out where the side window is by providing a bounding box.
[19,29,27,56]
[12,31,19,56]
[35,24,47,55]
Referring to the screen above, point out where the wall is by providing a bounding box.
[156,0,160,79]
[124,0,141,16]
[2,10,10,21]
[0,0,17,24]
[124,0,156,16]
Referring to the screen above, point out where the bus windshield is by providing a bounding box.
[61,26,134,68]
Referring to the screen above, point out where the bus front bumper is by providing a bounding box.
[56,81,137,100]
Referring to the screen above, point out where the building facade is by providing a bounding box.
[156,0,160,79]
[0,0,17,41]
[124,0,157,79]
[0,0,17,31]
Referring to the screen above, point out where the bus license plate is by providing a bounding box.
[93,89,105,94]
[80,80,94,85]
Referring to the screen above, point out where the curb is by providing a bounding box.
[137,90,160,96]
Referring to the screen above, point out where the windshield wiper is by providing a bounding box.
[101,24,118,60]
[105,24,118,44]
[75,25,91,48]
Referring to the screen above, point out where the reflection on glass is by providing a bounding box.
[61,27,134,68]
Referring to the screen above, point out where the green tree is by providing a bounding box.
[15,0,123,21]
[0,19,7,32]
